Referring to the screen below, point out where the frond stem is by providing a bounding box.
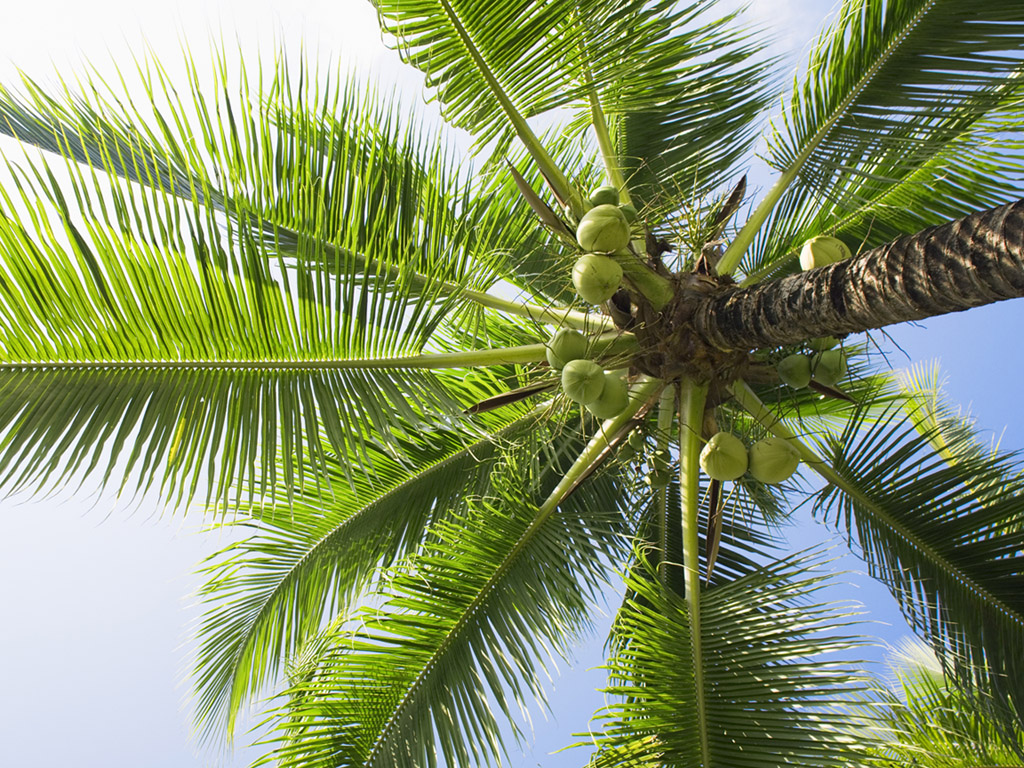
[433,0,583,216]
[364,376,664,766]
[655,385,675,587]
[288,232,605,331]
[0,334,636,372]
[678,376,711,767]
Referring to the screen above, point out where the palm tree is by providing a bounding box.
[1,0,1023,765]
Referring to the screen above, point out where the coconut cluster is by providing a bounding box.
[570,185,641,306]
[699,431,800,485]
[776,349,847,389]
[546,328,631,420]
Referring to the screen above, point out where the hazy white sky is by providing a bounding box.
[1,2,1021,767]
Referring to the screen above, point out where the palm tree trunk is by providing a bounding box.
[693,200,1024,350]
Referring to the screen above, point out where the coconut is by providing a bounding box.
[618,203,638,224]
[545,328,588,370]
[628,430,646,451]
[561,359,606,405]
[576,204,631,253]
[699,432,748,482]
[807,335,839,352]
[647,468,672,488]
[799,236,852,271]
[586,373,629,419]
[777,354,811,389]
[572,253,623,304]
[748,437,800,484]
[811,349,847,387]
[588,185,620,207]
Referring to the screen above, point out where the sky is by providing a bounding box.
[1,1,1022,767]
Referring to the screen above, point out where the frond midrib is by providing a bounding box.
[362,379,662,767]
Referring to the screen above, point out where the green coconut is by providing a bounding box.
[618,203,638,224]
[777,354,812,389]
[807,335,839,352]
[572,253,623,304]
[699,432,749,482]
[647,468,672,488]
[588,185,620,207]
[586,373,629,419]
[576,204,631,253]
[811,349,847,387]
[799,236,852,271]
[561,359,606,405]
[748,437,800,484]
[545,328,588,370]
[628,430,646,451]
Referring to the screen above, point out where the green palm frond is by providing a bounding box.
[0,51,583,506]
[858,639,1024,766]
[371,0,770,209]
[749,99,1024,281]
[192,408,545,741]
[809,392,1024,727]
[724,0,1024,276]
[608,5,771,212]
[255,434,633,768]
[581,551,871,767]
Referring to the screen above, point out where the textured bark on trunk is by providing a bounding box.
[693,200,1024,351]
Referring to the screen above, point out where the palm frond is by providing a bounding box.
[0,50,574,506]
[809,391,1024,728]
[733,0,1024,276]
[254,434,633,768]
[608,4,772,213]
[192,409,544,741]
[581,550,872,767]
[859,639,1024,766]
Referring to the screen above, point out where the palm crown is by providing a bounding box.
[2,0,1024,765]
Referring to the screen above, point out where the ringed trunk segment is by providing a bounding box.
[693,200,1024,351]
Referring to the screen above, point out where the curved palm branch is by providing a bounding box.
[581,551,872,767]
[192,407,545,740]
[722,0,1024,276]
[803,389,1024,726]
[254,386,658,768]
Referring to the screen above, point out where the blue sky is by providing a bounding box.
[1,1,1022,766]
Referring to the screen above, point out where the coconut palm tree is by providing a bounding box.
[0,0,1023,765]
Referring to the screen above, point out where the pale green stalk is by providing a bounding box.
[304,235,603,331]
[611,250,675,310]
[588,91,629,204]
[654,385,676,587]
[678,376,711,766]
[0,333,636,372]
[435,0,584,216]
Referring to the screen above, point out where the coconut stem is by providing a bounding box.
[678,376,711,766]
[611,249,675,310]
[654,385,676,589]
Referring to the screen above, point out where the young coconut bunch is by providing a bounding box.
[4,2,1024,767]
